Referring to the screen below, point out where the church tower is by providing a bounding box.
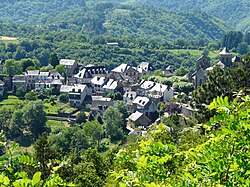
[219,47,233,67]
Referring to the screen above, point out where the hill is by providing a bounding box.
[130,0,250,30]
[0,1,228,42]
[104,6,228,42]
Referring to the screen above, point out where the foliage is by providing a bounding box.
[59,94,69,103]
[103,107,124,141]
[110,95,250,186]
[131,0,250,30]
[16,87,26,98]
[75,111,86,124]
[11,100,47,139]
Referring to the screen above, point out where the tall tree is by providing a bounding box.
[49,52,59,68]
[103,107,123,141]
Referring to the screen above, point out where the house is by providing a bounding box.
[90,96,114,114]
[102,79,123,94]
[59,59,78,77]
[137,62,153,76]
[140,80,155,91]
[163,66,174,77]
[128,111,151,127]
[13,75,27,90]
[123,90,139,111]
[132,96,157,117]
[147,83,174,102]
[74,65,107,84]
[60,84,90,107]
[111,64,140,84]
[0,59,5,74]
[35,71,64,92]
[91,76,108,95]
[25,70,40,90]
[107,42,119,46]
[0,80,5,96]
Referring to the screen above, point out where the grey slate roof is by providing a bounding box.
[132,96,150,107]
[59,59,76,66]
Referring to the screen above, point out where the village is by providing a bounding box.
[0,47,240,135]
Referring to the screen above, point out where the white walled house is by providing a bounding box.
[60,84,89,107]
[0,80,5,96]
[59,59,78,77]
[148,83,174,102]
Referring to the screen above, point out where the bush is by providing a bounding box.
[25,91,39,100]
[59,94,69,103]
[16,87,26,98]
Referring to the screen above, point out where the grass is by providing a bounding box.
[44,101,77,115]
[47,120,69,132]
[0,95,23,106]
[0,36,19,44]
[169,49,220,60]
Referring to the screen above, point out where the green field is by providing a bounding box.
[0,36,19,44]
[169,49,220,60]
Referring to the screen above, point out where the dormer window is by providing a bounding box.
[78,89,81,93]
[72,88,75,92]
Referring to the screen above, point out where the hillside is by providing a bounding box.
[104,6,228,41]
[0,1,228,42]
[130,0,250,30]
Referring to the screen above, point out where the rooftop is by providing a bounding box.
[59,59,76,66]
[133,96,150,107]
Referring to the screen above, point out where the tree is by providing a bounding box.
[82,121,104,147]
[49,52,59,68]
[73,149,110,187]
[59,93,69,103]
[76,111,86,124]
[110,96,250,186]
[237,42,249,55]
[33,134,57,180]
[25,91,39,100]
[103,107,123,141]
[21,100,47,138]
[3,59,22,89]
[174,66,188,76]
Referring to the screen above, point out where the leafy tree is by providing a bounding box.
[82,121,104,147]
[76,111,86,124]
[110,95,250,186]
[59,93,69,103]
[16,87,26,97]
[25,91,39,100]
[73,149,110,187]
[103,107,124,141]
[3,59,22,89]
[237,42,249,55]
[174,66,188,76]
[49,52,59,68]
[12,100,47,139]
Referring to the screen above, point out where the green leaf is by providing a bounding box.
[32,172,41,186]
[3,176,10,186]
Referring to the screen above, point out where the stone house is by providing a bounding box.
[137,62,153,76]
[128,111,151,127]
[25,70,40,90]
[102,79,123,94]
[90,76,108,95]
[111,63,141,84]
[90,96,114,115]
[132,96,157,117]
[74,65,107,84]
[59,59,78,77]
[60,84,90,107]
[147,83,174,102]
